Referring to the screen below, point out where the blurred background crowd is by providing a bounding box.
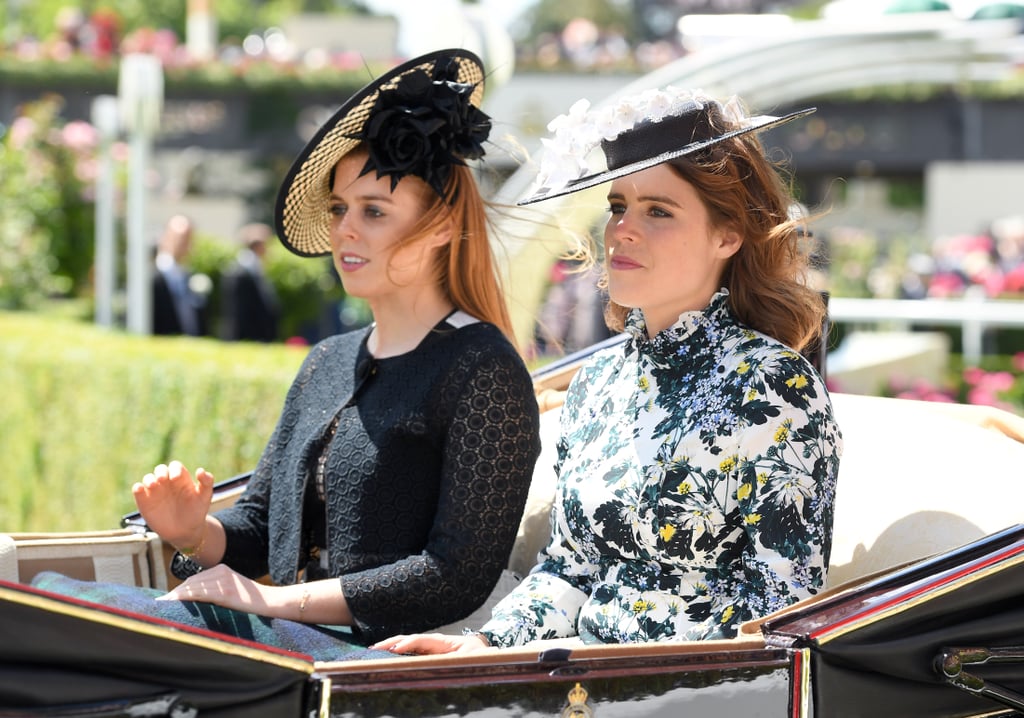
[2,0,1024,406]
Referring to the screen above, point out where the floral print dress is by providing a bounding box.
[482,291,843,646]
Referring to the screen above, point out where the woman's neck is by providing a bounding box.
[366,289,455,358]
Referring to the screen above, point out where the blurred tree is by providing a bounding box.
[0,95,84,308]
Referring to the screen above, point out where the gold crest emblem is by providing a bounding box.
[560,682,594,718]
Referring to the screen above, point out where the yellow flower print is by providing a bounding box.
[757,472,768,485]
[721,605,735,623]
[638,375,650,391]
[676,481,691,495]
[774,419,793,444]
[659,523,676,542]
[786,374,809,390]
[737,361,750,374]
[737,483,752,501]
[744,513,761,525]
[632,599,653,614]
[719,456,737,474]
[746,388,758,401]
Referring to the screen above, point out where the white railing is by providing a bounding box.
[829,296,1024,364]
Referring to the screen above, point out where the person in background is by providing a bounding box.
[34,49,541,660]
[220,222,281,343]
[152,213,208,336]
[533,258,612,358]
[376,86,843,654]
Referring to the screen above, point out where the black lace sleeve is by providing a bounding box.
[341,335,541,642]
[216,336,359,582]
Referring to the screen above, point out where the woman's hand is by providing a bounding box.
[132,460,214,549]
[371,632,490,655]
[157,563,271,614]
[160,569,354,625]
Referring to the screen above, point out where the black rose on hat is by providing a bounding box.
[357,59,491,199]
[275,49,488,257]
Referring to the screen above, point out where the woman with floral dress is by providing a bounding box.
[375,86,843,653]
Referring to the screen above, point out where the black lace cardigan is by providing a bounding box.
[215,313,541,642]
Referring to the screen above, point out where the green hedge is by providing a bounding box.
[0,311,308,532]
[0,55,385,94]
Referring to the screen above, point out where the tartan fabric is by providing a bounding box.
[31,571,394,662]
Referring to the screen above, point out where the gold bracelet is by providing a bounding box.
[179,526,206,558]
[298,587,311,619]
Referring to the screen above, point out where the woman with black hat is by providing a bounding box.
[120,50,542,649]
[375,87,843,654]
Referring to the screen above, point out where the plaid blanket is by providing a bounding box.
[31,571,395,662]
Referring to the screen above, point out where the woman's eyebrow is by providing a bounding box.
[329,191,394,203]
[607,191,683,208]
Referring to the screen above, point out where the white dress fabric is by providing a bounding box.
[483,291,843,646]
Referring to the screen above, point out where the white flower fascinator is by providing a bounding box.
[519,86,814,206]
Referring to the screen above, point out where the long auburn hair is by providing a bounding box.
[384,160,516,345]
[602,106,824,352]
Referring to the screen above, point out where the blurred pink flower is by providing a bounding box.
[14,38,43,61]
[48,42,75,62]
[331,52,365,70]
[889,375,956,403]
[8,116,38,148]
[963,367,1015,392]
[111,141,130,162]
[962,366,986,386]
[895,389,956,403]
[945,234,994,255]
[61,121,99,152]
[75,157,98,183]
[982,269,1005,297]
[966,386,1015,411]
[1004,264,1024,293]
[979,370,1015,392]
[927,272,964,297]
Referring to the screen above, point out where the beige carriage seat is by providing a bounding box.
[824,393,1024,587]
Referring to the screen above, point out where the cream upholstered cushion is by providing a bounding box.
[0,534,17,584]
[0,530,167,591]
[825,392,1024,587]
[508,406,562,579]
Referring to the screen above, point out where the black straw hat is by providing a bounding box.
[275,49,490,257]
[518,88,814,206]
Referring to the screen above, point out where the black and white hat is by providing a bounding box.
[275,49,491,256]
[519,87,814,206]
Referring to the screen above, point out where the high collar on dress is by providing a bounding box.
[624,289,732,357]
